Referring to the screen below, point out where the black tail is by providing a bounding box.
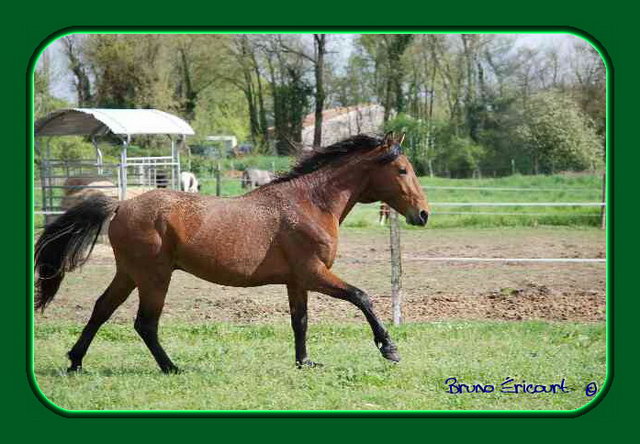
[34,195,118,311]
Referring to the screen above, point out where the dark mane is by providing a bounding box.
[271,134,384,184]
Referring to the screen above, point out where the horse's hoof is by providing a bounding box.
[296,359,323,369]
[379,343,401,363]
[161,365,181,374]
[67,365,82,374]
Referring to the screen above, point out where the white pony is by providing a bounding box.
[241,168,275,189]
[180,171,200,193]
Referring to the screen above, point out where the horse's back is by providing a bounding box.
[109,189,290,286]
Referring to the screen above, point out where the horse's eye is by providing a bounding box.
[399,167,407,175]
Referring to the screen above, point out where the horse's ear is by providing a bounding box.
[376,143,402,164]
[383,131,395,146]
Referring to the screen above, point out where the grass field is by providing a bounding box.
[32,169,607,412]
[32,226,606,412]
[34,321,606,412]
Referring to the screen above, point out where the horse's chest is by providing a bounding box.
[314,238,339,269]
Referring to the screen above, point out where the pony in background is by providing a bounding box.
[241,168,274,189]
[180,171,200,193]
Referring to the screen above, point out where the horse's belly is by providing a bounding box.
[176,229,289,287]
[178,249,289,286]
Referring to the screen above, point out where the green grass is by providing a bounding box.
[34,321,606,411]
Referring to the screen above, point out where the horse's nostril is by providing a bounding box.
[420,210,429,224]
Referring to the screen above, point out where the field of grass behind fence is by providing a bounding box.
[34,172,605,229]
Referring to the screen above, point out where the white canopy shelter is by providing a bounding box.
[36,109,195,223]
[35,108,195,138]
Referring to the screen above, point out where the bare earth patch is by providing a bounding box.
[38,226,606,325]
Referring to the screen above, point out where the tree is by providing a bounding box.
[227,35,268,147]
[34,49,67,119]
[312,34,327,148]
[359,34,413,122]
[261,35,313,154]
[83,35,175,110]
[569,41,606,144]
[171,35,229,120]
[277,34,328,148]
[515,91,602,173]
[61,35,93,106]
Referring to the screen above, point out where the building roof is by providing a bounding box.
[35,108,195,137]
[301,104,384,148]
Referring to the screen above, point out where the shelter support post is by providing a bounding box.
[119,140,128,200]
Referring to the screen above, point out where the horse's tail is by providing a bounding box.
[34,194,118,311]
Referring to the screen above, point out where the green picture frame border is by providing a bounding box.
[24,25,613,418]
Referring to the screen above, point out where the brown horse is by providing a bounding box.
[34,133,430,373]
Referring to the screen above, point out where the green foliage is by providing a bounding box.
[34,69,68,119]
[84,35,175,110]
[36,137,96,164]
[515,91,603,173]
[36,34,605,174]
[190,85,250,146]
[385,114,486,177]
[183,155,292,181]
[384,113,430,175]
[432,125,486,177]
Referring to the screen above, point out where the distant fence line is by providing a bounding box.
[406,257,605,263]
[422,185,599,192]
[432,211,599,217]
[431,202,605,207]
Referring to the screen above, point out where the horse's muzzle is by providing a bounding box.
[407,209,429,226]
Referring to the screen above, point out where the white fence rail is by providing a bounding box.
[423,185,599,192]
[432,202,605,207]
[408,257,605,263]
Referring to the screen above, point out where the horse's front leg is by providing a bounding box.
[286,284,321,368]
[305,265,400,363]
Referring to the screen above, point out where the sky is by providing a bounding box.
[39,33,586,105]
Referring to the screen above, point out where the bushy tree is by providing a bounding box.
[514,91,602,173]
[385,113,430,175]
[191,84,250,145]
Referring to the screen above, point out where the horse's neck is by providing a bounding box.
[289,165,368,223]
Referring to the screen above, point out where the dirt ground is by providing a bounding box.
[38,226,606,325]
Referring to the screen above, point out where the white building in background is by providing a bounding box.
[301,104,385,149]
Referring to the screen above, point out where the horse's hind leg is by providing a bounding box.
[67,270,136,372]
[287,284,320,368]
[134,276,179,374]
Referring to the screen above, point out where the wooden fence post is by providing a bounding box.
[600,172,606,230]
[389,209,403,326]
[216,162,221,197]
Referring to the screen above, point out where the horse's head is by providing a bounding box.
[360,132,430,226]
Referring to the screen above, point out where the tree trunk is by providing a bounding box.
[250,50,269,146]
[62,36,92,106]
[313,34,326,148]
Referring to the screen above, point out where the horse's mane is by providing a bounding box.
[271,134,385,184]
